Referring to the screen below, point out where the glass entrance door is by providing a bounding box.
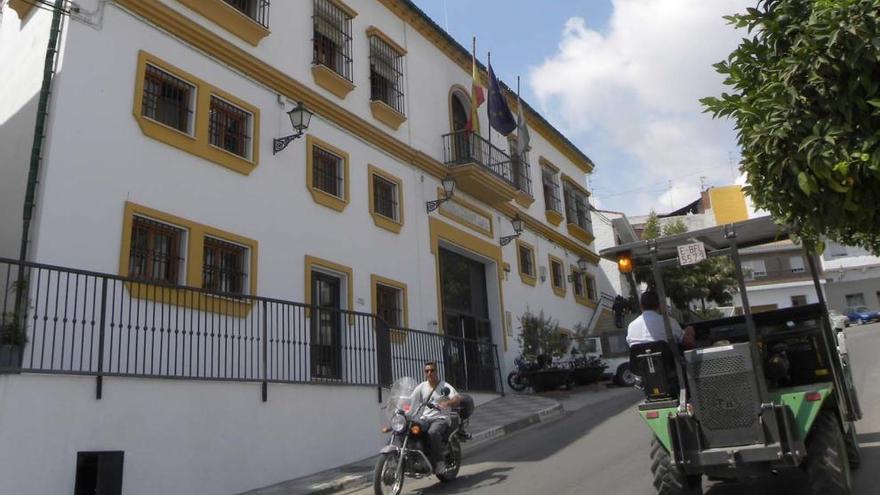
[439,248,496,391]
[311,271,342,379]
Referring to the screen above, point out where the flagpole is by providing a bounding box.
[487,51,492,160]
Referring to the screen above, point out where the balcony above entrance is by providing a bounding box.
[442,130,530,206]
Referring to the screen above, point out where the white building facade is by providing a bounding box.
[0,1,600,493]
[821,241,880,313]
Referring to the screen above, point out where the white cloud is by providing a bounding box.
[530,0,752,215]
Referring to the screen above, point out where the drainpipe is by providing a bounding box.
[18,0,66,263]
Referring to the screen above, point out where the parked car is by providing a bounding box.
[582,332,634,386]
[827,309,848,331]
[846,305,880,325]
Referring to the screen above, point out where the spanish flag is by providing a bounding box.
[466,38,484,133]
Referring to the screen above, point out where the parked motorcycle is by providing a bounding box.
[506,355,543,392]
[373,376,474,495]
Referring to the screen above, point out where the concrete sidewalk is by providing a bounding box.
[240,384,631,495]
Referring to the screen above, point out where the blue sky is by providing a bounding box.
[411,0,753,216]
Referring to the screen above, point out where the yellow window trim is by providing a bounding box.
[573,269,599,308]
[177,0,270,46]
[310,0,358,99]
[428,217,507,350]
[548,255,566,298]
[538,156,560,172]
[514,191,535,208]
[448,84,480,134]
[366,26,407,55]
[369,100,407,130]
[304,255,355,321]
[561,173,590,196]
[306,134,350,212]
[514,239,537,286]
[436,188,493,238]
[367,165,404,234]
[118,201,259,316]
[132,51,260,175]
[311,65,356,99]
[8,0,34,19]
[567,222,595,244]
[115,1,599,260]
[545,210,564,227]
[371,274,409,344]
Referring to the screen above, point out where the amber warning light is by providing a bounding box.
[617,253,633,274]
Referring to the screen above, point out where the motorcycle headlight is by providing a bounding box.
[391,414,407,433]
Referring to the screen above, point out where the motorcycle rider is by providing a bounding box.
[410,361,461,474]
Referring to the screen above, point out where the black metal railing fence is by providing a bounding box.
[442,131,515,186]
[0,257,501,396]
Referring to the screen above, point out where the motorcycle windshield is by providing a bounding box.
[385,376,419,421]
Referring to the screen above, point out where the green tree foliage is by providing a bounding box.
[702,0,880,254]
[516,310,569,360]
[642,210,663,240]
[637,218,738,314]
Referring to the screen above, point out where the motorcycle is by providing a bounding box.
[372,376,474,495]
[506,355,543,392]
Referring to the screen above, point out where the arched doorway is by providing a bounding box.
[450,90,469,132]
[448,87,477,162]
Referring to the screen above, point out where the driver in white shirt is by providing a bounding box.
[626,291,695,349]
[410,361,461,474]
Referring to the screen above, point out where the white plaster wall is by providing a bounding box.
[731,282,820,310]
[0,4,59,258]
[0,374,383,495]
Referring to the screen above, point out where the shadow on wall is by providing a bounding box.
[0,89,42,260]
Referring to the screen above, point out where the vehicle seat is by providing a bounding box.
[629,341,679,401]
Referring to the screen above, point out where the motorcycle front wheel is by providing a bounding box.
[507,371,528,392]
[436,438,462,483]
[373,452,404,495]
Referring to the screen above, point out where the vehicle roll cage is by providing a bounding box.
[598,216,853,418]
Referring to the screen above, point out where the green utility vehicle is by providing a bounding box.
[599,216,862,495]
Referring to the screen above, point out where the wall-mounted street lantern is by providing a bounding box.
[273,101,313,154]
[499,214,524,246]
[425,175,456,213]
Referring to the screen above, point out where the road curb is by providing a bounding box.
[466,402,565,447]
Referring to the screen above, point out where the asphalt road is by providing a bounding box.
[347,323,880,495]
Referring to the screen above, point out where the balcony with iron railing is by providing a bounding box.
[441,130,531,205]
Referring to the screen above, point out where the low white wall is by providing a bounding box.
[0,374,387,495]
[732,282,819,311]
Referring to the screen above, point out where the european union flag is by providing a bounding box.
[487,64,516,136]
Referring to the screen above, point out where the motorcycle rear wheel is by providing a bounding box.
[373,452,404,495]
[436,439,462,482]
[507,371,528,392]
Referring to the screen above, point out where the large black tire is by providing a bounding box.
[844,422,861,469]
[615,363,636,387]
[436,438,462,482]
[372,453,404,495]
[507,371,528,392]
[805,411,852,495]
[650,437,702,495]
